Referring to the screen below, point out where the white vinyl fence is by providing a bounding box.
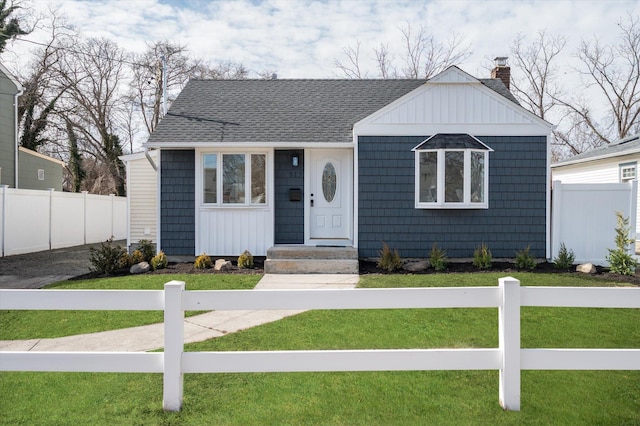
[0,186,126,257]
[552,180,638,265]
[1,279,638,412]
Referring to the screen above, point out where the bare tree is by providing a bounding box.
[334,41,365,79]
[335,23,471,79]
[18,11,74,151]
[56,37,128,195]
[556,13,640,146]
[510,30,566,121]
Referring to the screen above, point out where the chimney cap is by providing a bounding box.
[494,57,509,67]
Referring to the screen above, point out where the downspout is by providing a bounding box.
[14,86,23,188]
[145,147,158,171]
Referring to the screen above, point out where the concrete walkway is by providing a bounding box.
[0,274,358,352]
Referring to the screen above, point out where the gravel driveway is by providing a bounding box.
[0,241,126,289]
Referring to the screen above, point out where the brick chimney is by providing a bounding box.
[491,56,510,90]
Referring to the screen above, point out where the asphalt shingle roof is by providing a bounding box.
[552,134,640,166]
[146,76,519,145]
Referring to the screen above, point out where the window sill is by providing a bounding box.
[415,203,488,210]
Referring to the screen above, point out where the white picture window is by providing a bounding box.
[202,152,267,206]
[413,134,492,209]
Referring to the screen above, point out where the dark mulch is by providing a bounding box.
[359,259,640,286]
[78,258,640,286]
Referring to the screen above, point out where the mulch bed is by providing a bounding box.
[79,258,640,286]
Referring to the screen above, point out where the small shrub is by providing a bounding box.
[514,245,536,270]
[606,211,638,276]
[130,249,144,264]
[473,243,492,270]
[194,253,212,269]
[553,243,575,269]
[429,244,447,271]
[150,251,168,270]
[237,250,254,269]
[377,242,403,272]
[117,252,132,269]
[89,237,126,275]
[137,239,155,262]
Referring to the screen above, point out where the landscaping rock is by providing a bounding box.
[403,260,429,272]
[214,259,234,271]
[576,263,596,274]
[130,261,151,274]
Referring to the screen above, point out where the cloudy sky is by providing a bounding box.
[5,0,639,80]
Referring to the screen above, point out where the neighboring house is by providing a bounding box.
[120,150,158,251]
[0,62,22,188]
[1,63,64,191]
[18,146,65,191]
[551,133,640,246]
[143,64,553,259]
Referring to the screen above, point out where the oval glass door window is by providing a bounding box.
[322,162,337,202]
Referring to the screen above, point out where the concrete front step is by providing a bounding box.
[266,246,358,260]
[265,246,359,274]
[264,259,359,274]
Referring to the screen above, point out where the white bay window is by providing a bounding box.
[414,134,492,209]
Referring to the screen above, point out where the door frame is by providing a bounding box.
[304,148,354,246]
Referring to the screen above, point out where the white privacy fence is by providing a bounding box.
[0,279,638,412]
[551,180,638,265]
[0,186,126,256]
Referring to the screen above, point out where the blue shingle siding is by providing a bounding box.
[160,150,195,256]
[358,136,547,259]
[274,150,304,244]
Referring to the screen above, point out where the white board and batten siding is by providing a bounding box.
[121,151,158,250]
[355,66,552,137]
[197,208,273,256]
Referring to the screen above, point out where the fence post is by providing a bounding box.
[163,280,185,411]
[1,185,6,257]
[82,191,88,245]
[499,277,521,411]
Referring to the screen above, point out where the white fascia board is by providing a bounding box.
[355,123,551,137]
[119,150,158,162]
[551,148,640,168]
[0,63,23,92]
[144,141,354,149]
[18,146,66,166]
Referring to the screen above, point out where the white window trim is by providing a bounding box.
[414,148,490,209]
[619,162,637,183]
[198,150,269,208]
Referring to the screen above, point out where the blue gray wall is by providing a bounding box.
[358,136,547,259]
[160,149,195,256]
[274,150,304,244]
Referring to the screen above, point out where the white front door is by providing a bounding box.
[307,149,353,245]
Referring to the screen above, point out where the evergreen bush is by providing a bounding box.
[137,239,155,262]
[429,244,448,271]
[606,212,638,276]
[237,250,254,269]
[514,245,536,270]
[194,253,213,269]
[89,238,126,275]
[553,243,575,269]
[377,242,403,272]
[472,243,492,270]
[150,251,168,270]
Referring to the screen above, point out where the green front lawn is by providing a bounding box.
[0,274,261,339]
[0,273,638,424]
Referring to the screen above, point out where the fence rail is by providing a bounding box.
[0,186,126,257]
[1,278,638,412]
